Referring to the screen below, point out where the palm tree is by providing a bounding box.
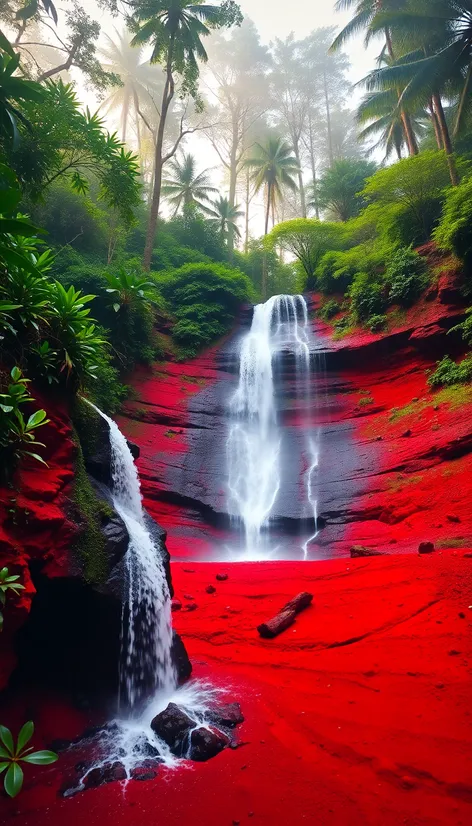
[308,158,377,222]
[245,136,298,298]
[130,0,242,270]
[369,0,472,143]
[206,196,244,242]
[100,30,164,149]
[331,0,419,155]
[245,137,299,236]
[161,153,217,215]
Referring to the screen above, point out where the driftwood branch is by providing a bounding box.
[257,592,313,639]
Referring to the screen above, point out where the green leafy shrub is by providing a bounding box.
[318,299,340,321]
[361,151,462,247]
[428,355,472,387]
[155,262,253,356]
[0,367,49,478]
[386,247,428,306]
[0,566,25,631]
[368,313,387,332]
[0,722,58,798]
[433,176,472,274]
[348,272,386,321]
[266,219,345,291]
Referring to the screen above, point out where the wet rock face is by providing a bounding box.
[189,727,229,761]
[150,700,243,761]
[150,703,194,754]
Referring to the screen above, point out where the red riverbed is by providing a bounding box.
[5,552,472,826]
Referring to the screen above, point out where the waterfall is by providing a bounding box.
[89,404,176,713]
[227,295,316,555]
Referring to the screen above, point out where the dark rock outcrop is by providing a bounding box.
[189,727,229,761]
[150,703,194,754]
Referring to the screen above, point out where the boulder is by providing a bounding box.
[189,727,229,761]
[150,703,194,754]
[83,761,127,789]
[208,702,244,728]
[216,573,229,582]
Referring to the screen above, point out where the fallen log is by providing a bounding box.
[257,592,313,639]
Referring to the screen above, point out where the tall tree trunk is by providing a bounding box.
[323,70,334,167]
[384,29,418,156]
[429,98,443,149]
[262,182,272,300]
[143,43,175,270]
[133,90,143,159]
[244,166,250,254]
[307,116,320,219]
[401,111,419,155]
[122,92,130,144]
[293,141,306,218]
[433,92,458,186]
[454,63,472,138]
[227,119,239,255]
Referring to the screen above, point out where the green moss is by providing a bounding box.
[70,429,110,585]
[434,384,472,409]
[71,396,104,461]
[436,537,467,549]
[358,396,374,407]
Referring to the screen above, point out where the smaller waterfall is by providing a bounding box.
[227,295,312,554]
[89,404,176,712]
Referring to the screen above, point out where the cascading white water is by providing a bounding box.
[89,404,176,711]
[227,295,317,556]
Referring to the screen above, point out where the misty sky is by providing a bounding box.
[236,0,377,84]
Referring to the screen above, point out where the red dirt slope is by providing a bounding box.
[5,552,472,826]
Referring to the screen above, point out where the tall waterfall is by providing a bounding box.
[90,404,176,712]
[227,295,317,556]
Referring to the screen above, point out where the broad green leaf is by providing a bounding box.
[0,30,15,57]
[26,410,48,428]
[4,761,23,798]
[22,749,58,765]
[0,761,10,774]
[16,722,34,754]
[0,726,13,754]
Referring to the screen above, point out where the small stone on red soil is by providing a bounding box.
[447,514,461,523]
[206,585,216,594]
[459,612,466,619]
[184,594,194,600]
[185,602,198,611]
[216,573,229,581]
[419,542,435,555]
[448,649,460,656]
[171,599,182,612]
[402,429,412,437]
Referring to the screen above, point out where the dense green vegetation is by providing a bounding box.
[1,0,472,481]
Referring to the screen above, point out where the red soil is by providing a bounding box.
[4,553,472,826]
[0,400,77,690]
